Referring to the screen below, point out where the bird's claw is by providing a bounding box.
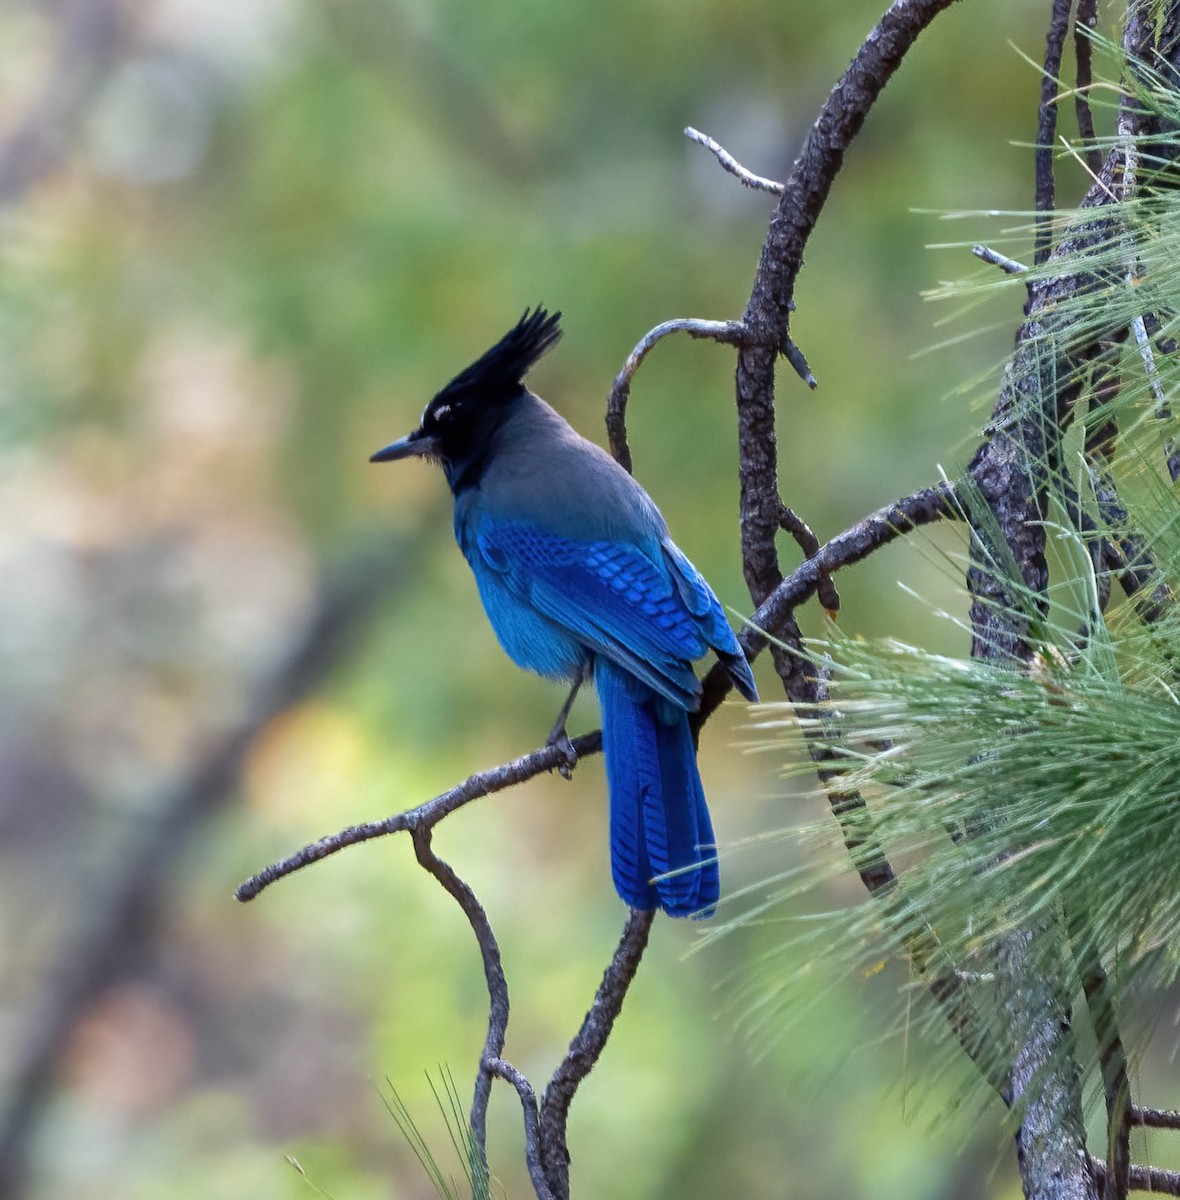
[548,731,578,779]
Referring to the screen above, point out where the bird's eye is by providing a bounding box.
[433,404,452,424]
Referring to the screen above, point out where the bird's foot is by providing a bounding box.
[547,729,578,780]
[544,667,586,780]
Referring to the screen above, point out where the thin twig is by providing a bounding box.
[1119,90,1180,483]
[1131,1107,1180,1130]
[1086,457,1175,623]
[606,319,745,473]
[684,126,784,194]
[973,244,1028,275]
[1036,0,1074,266]
[781,335,819,388]
[485,1058,555,1200]
[1074,0,1105,176]
[698,481,961,722]
[1129,315,1178,483]
[1074,928,1131,1200]
[1091,1158,1180,1196]
[778,503,840,613]
[235,731,603,901]
[408,826,509,1182]
[1131,315,1168,409]
[538,909,654,1198]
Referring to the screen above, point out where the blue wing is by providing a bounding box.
[475,520,714,711]
[662,538,758,702]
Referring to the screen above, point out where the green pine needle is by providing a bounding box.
[721,35,1180,1115]
[381,1069,493,1200]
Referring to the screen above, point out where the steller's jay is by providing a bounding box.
[370,308,758,917]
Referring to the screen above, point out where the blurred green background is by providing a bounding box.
[4,1,1168,1197]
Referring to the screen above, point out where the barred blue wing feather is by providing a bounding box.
[476,521,708,710]
[661,539,758,702]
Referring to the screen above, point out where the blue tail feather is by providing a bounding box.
[595,658,719,918]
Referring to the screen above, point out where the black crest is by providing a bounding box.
[433,307,562,408]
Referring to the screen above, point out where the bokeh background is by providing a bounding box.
[4,1,1170,1198]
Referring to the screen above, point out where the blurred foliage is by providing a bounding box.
[1,1,1158,1198]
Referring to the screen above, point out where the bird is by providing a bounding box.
[370,308,758,917]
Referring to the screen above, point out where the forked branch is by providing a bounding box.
[237,481,959,1197]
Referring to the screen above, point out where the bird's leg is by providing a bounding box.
[547,662,587,779]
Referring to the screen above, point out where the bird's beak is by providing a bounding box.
[369,429,441,463]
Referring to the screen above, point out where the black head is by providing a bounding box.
[370,307,562,491]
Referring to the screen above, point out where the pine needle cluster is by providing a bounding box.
[726,38,1180,1107]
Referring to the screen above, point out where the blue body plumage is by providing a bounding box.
[371,309,757,917]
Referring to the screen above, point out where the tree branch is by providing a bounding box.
[485,1058,556,1200]
[606,318,745,474]
[538,910,654,1198]
[1074,0,1105,176]
[698,480,960,722]
[684,126,784,194]
[1088,963,1132,1200]
[1131,1107,1180,1130]
[236,481,967,1195]
[237,7,1180,1196]
[974,244,1029,275]
[235,731,603,901]
[736,0,960,694]
[1091,1158,1180,1196]
[953,8,1180,1198]
[776,503,840,613]
[1036,0,1074,266]
[241,483,959,901]
[408,824,511,1175]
